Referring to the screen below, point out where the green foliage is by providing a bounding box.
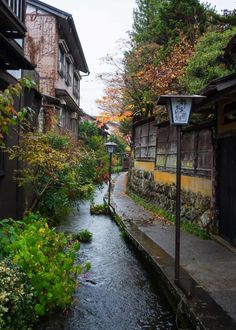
[214,10,236,26]
[8,132,94,219]
[0,259,36,330]
[181,27,236,93]
[79,120,110,184]
[79,120,100,138]
[47,133,70,150]
[119,118,132,140]
[73,229,93,243]
[108,134,127,154]
[181,221,210,240]
[133,0,215,45]
[90,203,108,215]
[128,190,210,239]
[38,166,94,219]
[119,0,219,121]
[0,213,82,316]
[133,0,161,44]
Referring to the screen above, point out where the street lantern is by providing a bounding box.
[157,94,206,286]
[105,142,117,154]
[105,141,117,205]
[159,94,205,125]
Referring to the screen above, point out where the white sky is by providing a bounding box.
[45,0,236,116]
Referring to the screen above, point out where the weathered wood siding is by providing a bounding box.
[156,126,212,177]
[134,120,156,160]
[134,120,213,178]
[25,12,57,96]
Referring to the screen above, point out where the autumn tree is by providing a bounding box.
[8,132,94,218]
[96,50,134,124]
[97,0,220,129]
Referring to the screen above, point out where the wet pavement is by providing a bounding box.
[37,184,177,330]
[111,172,236,329]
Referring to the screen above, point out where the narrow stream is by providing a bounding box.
[37,185,177,330]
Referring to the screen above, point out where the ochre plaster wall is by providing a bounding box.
[134,160,212,197]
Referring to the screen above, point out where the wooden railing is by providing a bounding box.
[4,0,25,22]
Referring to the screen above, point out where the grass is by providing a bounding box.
[90,203,108,215]
[127,190,210,240]
[73,229,93,243]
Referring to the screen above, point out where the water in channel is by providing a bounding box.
[37,185,177,330]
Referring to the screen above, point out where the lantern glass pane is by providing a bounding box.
[171,98,192,125]
[107,145,114,153]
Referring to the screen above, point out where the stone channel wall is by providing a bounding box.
[128,168,212,231]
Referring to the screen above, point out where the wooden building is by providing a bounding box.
[130,116,213,232]
[0,0,41,218]
[24,0,89,136]
[130,70,236,247]
[196,73,236,246]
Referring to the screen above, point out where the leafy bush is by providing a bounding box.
[0,213,82,316]
[90,203,108,215]
[79,121,110,185]
[73,229,93,243]
[8,132,95,219]
[181,27,236,93]
[0,259,36,329]
[38,167,94,219]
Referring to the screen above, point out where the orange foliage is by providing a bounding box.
[130,33,194,95]
[97,33,194,125]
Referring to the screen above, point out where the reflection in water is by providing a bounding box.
[37,186,177,330]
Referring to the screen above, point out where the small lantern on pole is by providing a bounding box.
[105,141,117,205]
[157,94,206,286]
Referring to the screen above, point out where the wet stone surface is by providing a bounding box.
[37,186,177,330]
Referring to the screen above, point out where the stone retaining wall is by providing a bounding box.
[128,168,212,231]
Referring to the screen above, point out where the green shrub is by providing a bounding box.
[90,203,108,215]
[38,167,94,220]
[0,259,36,329]
[73,229,93,243]
[0,214,82,316]
[181,27,236,93]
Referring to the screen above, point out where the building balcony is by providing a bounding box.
[0,0,27,38]
[0,32,34,70]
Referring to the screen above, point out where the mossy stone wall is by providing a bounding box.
[128,168,213,231]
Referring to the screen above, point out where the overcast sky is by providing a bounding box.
[46,0,236,116]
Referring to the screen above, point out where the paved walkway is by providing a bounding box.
[111,172,236,329]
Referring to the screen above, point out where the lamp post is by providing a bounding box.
[157,94,205,286]
[105,142,117,205]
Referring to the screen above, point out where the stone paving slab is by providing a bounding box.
[111,172,236,327]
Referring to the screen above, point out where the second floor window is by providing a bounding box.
[58,47,65,78]
[58,47,63,63]
[65,59,69,74]
[73,75,80,99]
[65,60,71,86]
